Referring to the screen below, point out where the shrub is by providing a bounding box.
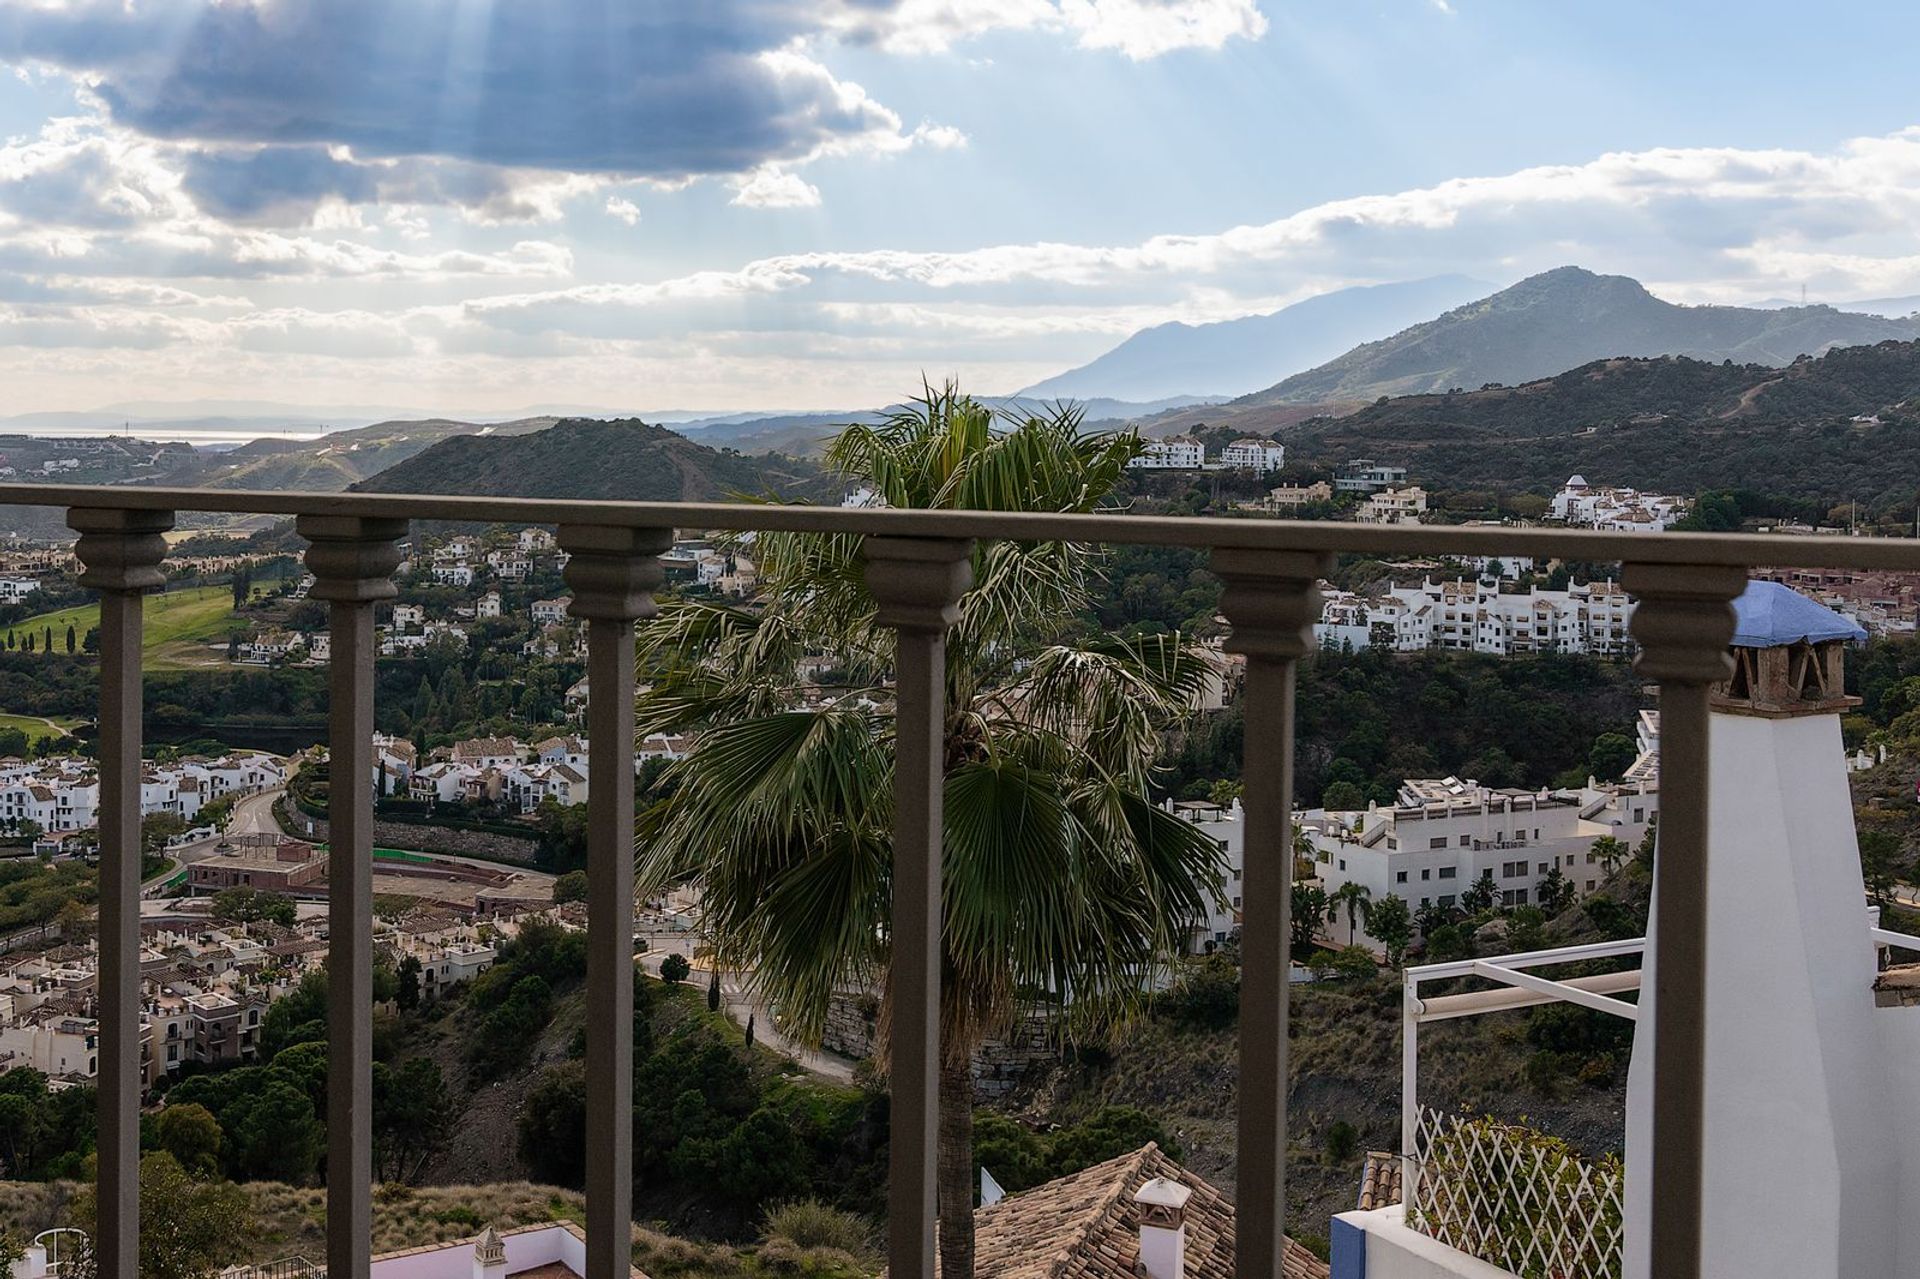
[1159,952,1238,1029]
[761,1199,873,1254]
[1324,1119,1358,1163]
[660,953,691,983]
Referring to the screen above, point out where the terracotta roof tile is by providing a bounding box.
[891,1143,1327,1279]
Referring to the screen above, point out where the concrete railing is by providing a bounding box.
[8,480,1916,1279]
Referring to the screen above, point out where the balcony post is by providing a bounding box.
[69,505,173,1279]
[1212,547,1329,1279]
[1623,561,1743,1279]
[298,514,407,1279]
[559,523,671,1279]
[863,536,974,1279]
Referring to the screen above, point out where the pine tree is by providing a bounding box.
[64,625,75,654]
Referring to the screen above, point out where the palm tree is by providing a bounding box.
[1290,882,1329,954]
[1329,880,1373,946]
[633,384,1223,1279]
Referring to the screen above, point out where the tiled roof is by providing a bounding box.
[1356,1151,1402,1212]
[897,1142,1327,1279]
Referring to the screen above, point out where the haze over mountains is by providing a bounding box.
[1016,275,1493,402]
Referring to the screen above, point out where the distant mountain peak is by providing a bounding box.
[1235,266,1920,408]
[1014,275,1493,402]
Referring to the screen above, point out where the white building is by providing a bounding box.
[1128,437,1205,469]
[430,562,474,587]
[0,577,40,602]
[1312,774,1658,951]
[530,597,570,624]
[1219,438,1285,471]
[1315,578,1634,657]
[1549,475,1688,532]
[1355,486,1428,525]
[476,590,502,619]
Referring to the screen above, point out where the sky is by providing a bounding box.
[4,0,1920,417]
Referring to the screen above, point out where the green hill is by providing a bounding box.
[351,417,829,502]
[1279,338,1920,508]
[196,417,562,491]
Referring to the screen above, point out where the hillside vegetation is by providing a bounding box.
[354,418,829,502]
[1274,339,1920,511]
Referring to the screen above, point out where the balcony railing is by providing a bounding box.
[8,480,1918,1279]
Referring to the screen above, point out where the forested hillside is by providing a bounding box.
[1279,340,1920,511]
[354,418,829,502]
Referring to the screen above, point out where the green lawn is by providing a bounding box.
[0,713,73,744]
[8,585,244,668]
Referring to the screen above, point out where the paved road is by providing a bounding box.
[636,937,859,1084]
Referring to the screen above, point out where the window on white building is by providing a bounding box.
[1438,866,1456,879]
[1396,871,1408,883]
[1429,836,1447,850]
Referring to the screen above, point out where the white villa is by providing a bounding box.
[1316,578,1635,656]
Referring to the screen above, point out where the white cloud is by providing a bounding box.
[605,196,641,226]
[823,0,1266,58]
[912,122,971,150]
[729,169,823,210]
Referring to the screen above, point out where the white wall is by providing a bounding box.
[1624,710,1916,1279]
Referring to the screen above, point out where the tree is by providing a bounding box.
[63,625,74,654]
[1369,893,1412,967]
[67,1151,249,1279]
[1590,835,1629,876]
[1413,900,1454,939]
[635,385,1221,1279]
[1322,780,1367,811]
[1460,870,1499,915]
[153,1102,223,1175]
[1329,880,1373,946]
[396,953,422,1011]
[1860,830,1902,911]
[372,1057,451,1182]
[553,869,589,903]
[1536,867,1576,917]
[1290,882,1328,954]
[659,953,691,984]
[1587,733,1637,784]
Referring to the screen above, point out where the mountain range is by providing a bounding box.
[1015,275,1493,401]
[1127,267,1920,437]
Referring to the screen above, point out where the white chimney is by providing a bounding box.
[471,1225,508,1279]
[1134,1176,1192,1279]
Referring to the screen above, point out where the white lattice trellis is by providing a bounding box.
[1407,1106,1624,1279]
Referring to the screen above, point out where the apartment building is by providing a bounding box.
[1127,437,1205,469]
[1316,578,1635,656]
[1312,774,1657,952]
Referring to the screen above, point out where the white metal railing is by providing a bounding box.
[1401,942,1642,1279]
[3,479,1908,1279]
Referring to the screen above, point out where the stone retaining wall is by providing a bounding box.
[822,989,1058,1098]
[279,799,541,866]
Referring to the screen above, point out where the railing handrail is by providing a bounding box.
[9,481,1920,569]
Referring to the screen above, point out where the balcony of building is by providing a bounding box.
[3,480,1916,1279]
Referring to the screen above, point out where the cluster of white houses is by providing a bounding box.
[1316,576,1635,656]
[373,731,690,813]
[1548,474,1688,531]
[1180,711,1662,953]
[0,751,284,839]
[1127,436,1286,471]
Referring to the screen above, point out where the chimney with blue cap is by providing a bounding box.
[1622,578,1908,1279]
[1712,579,1866,717]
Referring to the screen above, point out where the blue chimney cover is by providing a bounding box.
[1729,579,1867,648]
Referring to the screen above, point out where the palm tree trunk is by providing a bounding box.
[937,1054,976,1279]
